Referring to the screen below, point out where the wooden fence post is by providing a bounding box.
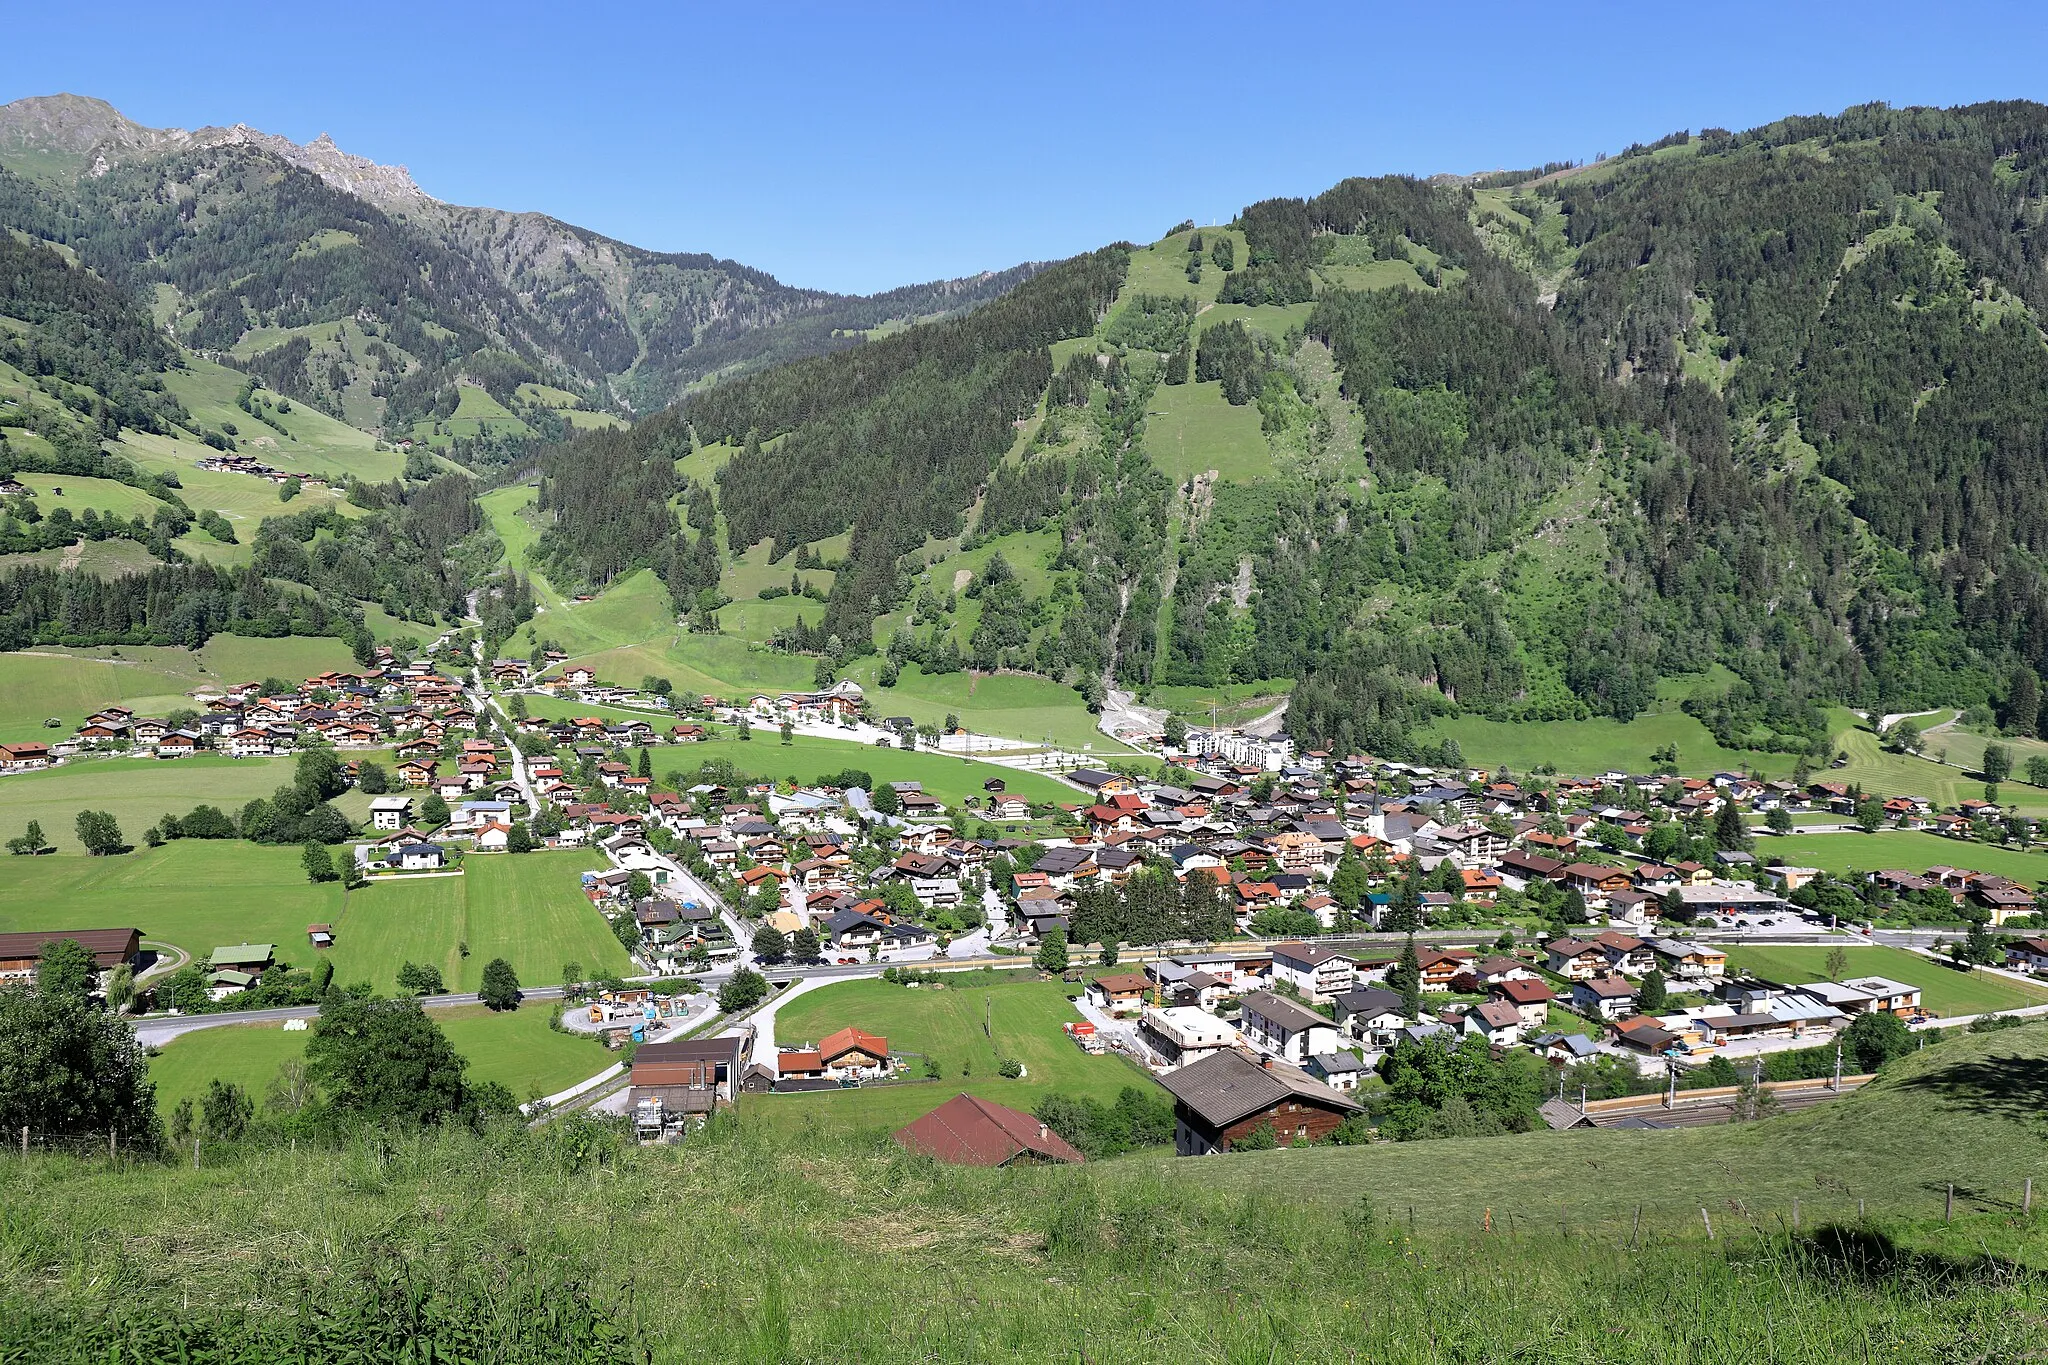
[2025,1178,2034,1215]
[1945,1184,1954,1223]
[1701,1207,1714,1241]
[192,1135,200,1171]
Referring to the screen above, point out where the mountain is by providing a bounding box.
[531,99,2048,761]
[0,94,1041,447]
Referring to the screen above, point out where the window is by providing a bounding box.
[1295,1125,1308,1138]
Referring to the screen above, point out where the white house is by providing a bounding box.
[397,843,447,871]
[369,795,414,831]
[1238,989,1345,1063]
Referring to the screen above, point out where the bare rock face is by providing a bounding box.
[0,92,430,207]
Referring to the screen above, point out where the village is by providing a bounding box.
[9,644,2048,1162]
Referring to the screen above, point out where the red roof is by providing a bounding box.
[818,1026,887,1062]
[892,1093,1084,1167]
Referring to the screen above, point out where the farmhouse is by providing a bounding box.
[1158,1049,1364,1155]
[816,1026,890,1079]
[0,928,141,978]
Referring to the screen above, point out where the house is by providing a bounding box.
[1492,977,1555,1030]
[1331,985,1408,1044]
[0,742,53,773]
[368,795,414,831]
[1415,949,1474,992]
[1544,937,1608,980]
[1138,1005,1239,1066]
[1560,863,1634,907]
[1085,971,1152,1015]
[306,924,334,948]
[1463,999,1526,1047]
[1648,938,1728,981]
[1238,989,1345,1063]
[1268,941,1355,1002]
[893,1093,1084,1167]
[1592,931,1656,976]
[1306,1051,1371,1092]
[1158,1048,1365,1155]
[396,843,448,871]
[628,1034,749,1119]
[0,928,141,978]
[2005,937,2048,975]
[1572,975,1638,1021]
[816,1026,890,1079]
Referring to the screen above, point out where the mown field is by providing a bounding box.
[0,635,361,744]
[1763,827,2048,887]
[1721,943,2048,1016]
[1420,705,1802,779]
[837,660,1131,753]
[653,731,1074,811]
[0,749,389,853]
[147,1000,609,1113]
[1826,711,2048,816]
[0,843,627,993]
[746,975,1157,1134]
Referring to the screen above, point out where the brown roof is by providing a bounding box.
[1495,978,1554,1005]
[1092,971,1151,996]
[0,928,140,968]
[893,1093,1084,1166]
[1157,1049,1364,1129]
[777,1049,823,1076]
[818,1026,887,1062]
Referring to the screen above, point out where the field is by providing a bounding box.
[0,635,361,744]
[1420,704,1803,779]
[478,482,566,609]
[146,1000,610,1113]
[1816,710,2048,816]
[1141,378,1274,486]
[654,732,1074,811]
[325,849,631,994]
[747,975,1158,1134]
[1114,1019,2048,1232]
[838,661,1132,753]
[1720,943,2048,1016]
[0,843,628,991]
[0,749,390,853]
[13,473,166,519]
[1763,828,2048,887]
[1148,680,1292,727]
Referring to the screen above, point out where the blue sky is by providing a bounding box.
[8,1,2047,293]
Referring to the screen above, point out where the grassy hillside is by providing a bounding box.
[2,1023,2043,1360]
[1719,944,2048,1016]
[1763,828,2048,887]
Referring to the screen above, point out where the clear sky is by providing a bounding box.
[7,1,2046,294]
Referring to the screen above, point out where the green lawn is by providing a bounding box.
[1763,828,2048,888]
[0,750,387,854]
[147,1000,610,1114]
[748,975,1159,1134]
[1142,377,1274,487]
[332,850,630,995]
[0,843,627,994]
[837,661,1131,753]
[656,731,1072,811]
[1108,1020,2048,1232]
[0,636,361,744]
[1420,706,1802,779]
[13,473,167,519]
[478,483,565,609]
[1827,713,2048,816]
[1721,944,2048,1016]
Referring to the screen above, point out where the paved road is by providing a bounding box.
[472,671,541,819]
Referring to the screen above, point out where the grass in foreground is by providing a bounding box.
[1721,943,2048,1017]
[748,975,1157,1134]
[3,1023,2045,1361]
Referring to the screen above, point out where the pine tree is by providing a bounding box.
[1394,932,1422,1020]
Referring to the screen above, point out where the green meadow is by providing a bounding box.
[1762,827,2048,887]
[1720,943,2048,1016]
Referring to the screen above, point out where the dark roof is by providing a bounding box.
[1240,989,1329,1034]
[1333,985,1406,1019]
[1157,1049,1364,1129]
[893,1093,1084,1166]
[0,928,140,967]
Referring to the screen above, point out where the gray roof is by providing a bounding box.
[1333,986,1406,1020]
[1240,989,1331,1034]
[1157,1049,1364,1128]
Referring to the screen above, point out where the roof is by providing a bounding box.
[1240,989,1330,1034]
[0,928,140,965]
[1496,978,1554,1005]
[1157,1049,1364,1129]
[818,1026,888,1061]
[208,943,274,967]
[1091,971,1151,996]
[893,1093,1084,1166]
[1334,985,1406,1019]
[1470,1000,1523,1030]
[1272,941,1349,969]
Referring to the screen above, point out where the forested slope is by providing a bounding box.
[530,98,2048,761]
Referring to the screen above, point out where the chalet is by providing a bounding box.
[397,760,436,788]
[988,793,1031,820]
[1332,985,1409,1044]
[1066,768,1136,797]
[1648,939,1728,981]
[1158,1049,1364,1155]
[1973,883,2038,925]
[1560,862,1633,907]
[1544,937,1608,980]
[1415,948,1474,992]
[1268,942,1355,1002]
[1492,976,1555,1029]
[2004,937,2048,974]
[1591,930,1656,976]
[893,1093,1084,1167]
[0,928,141,978]
[1463,999,1526,1047]
[368,795,414,830]
[1084,971,1152,1015]
[816,1026,890,1079]
[0,742,53,773]
[1572,975,1637,1021]
[1238,989,1345,1063]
